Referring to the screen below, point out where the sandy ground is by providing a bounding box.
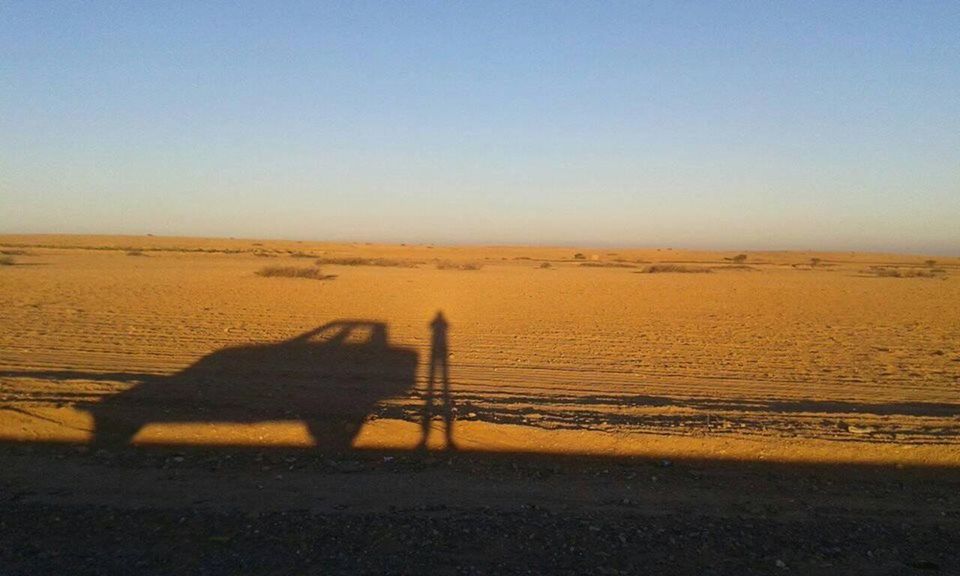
[1,234,958,574]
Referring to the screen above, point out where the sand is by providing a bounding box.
[1,234,957,466]
[3,234,960,574]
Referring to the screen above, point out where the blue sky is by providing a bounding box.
[2,2,958,253]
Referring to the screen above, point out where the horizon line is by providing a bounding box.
[0,231,956,260]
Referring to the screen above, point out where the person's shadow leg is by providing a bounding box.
[418,358,436,450]
[441,354,456,450]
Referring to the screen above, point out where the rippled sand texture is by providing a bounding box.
[1,235,958,465]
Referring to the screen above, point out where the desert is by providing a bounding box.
[1,234,958,573]
[6,2,959,572]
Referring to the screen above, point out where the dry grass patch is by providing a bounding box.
[256,266,335,280]
[314,257,418,268]
[0,256,15,266]
[579,262,638,269]
[436,261,482,271]
[866,266,946,279]
[640,264,713,274]
[714,264,758,271]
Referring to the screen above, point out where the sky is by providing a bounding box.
[2,2,958,254]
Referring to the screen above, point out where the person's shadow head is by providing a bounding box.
[430,311,448,350]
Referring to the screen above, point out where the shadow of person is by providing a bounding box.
[419,311,456,450]
[82,321,418,452]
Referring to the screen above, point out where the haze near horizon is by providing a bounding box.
[2,2,958,254]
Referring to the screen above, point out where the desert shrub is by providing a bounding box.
[256,266,335,280]
[125,250,146,256]
[810,257,822,267]
[640,264,713,274]
[314,257,416,268]
[254,251,278,257]
[0,256,14,266]
[436,261,482,271]
[0,249,29,256]
[288,251,316,258]
[925,259,937,267]
[539,262,552,269]
[573,253,586,260]
[732,254,747,264]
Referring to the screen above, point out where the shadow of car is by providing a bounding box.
[83,321,418,451]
